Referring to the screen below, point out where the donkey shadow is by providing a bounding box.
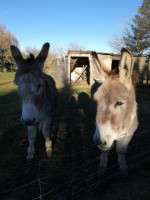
[77,92,91,120]
[64,95,83,162]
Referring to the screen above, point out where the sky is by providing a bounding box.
[0,0,142,53]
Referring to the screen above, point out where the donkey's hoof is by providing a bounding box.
[26,154,34,161]
[46,150,52,157]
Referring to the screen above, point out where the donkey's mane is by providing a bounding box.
[108,69,139,87]
[14,53,44,83]
[25,53,35,64]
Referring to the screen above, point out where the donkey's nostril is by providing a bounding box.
[101,140,107,146]
[21,117,36,126]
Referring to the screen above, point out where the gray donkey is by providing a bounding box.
[11,43,58,159]
[92,48,138,172]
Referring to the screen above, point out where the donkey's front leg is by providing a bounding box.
[100,149,109,168]
[42,118,52,157]
[116,133,133,172]
[99,150,110,174]
[27,126,36,160]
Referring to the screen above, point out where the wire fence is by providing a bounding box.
[0,126,150,200]
[0,89,150,200]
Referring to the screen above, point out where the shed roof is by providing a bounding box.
[68,50,120,57]
[68,50,146,58]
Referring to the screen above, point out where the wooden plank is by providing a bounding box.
[71,65,88,85]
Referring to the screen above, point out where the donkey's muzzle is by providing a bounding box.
[21,117,36,126]
[93,135,101,146]
[94,138,107,149]
[94,134,108,150]
[98,141,108,150]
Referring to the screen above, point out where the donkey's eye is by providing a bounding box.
[115,101,124,107]
[37,84,42,92]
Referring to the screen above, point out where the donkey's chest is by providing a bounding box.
[38,100,52,121]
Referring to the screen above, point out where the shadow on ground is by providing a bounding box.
[0,85,150,200]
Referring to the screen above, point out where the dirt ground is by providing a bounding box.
[0,85,150,200]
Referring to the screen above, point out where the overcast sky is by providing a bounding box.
[0,0,142,53]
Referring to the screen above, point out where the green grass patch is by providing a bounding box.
[0,72,15,83]
[0,72,17,95]
[0,72,22,169]
[0,72,19,134]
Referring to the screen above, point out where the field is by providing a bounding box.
[0,72,150,200]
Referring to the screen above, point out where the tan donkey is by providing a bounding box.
[11,43,58,160]
[92,48,138,172]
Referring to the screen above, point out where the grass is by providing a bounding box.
[0,72,17,94]
[0,72,19,133]
[0,72,23,173]
[0,72,150,200]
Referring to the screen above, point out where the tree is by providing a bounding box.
[0,24,19,71]
[67,41,86,51]
[109,0,150,55]
[44,53,55,76]
[51,41,86,58]
[51,46,67,58]
[109,34,126,54]
[123,0,150,55]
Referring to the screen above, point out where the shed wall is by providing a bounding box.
[52,51,146,85]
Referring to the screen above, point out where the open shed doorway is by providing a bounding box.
[70,56,90,85]
[111,60,120,73]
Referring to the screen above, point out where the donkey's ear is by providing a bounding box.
[10,45,23,68]
[36,43,50,67]
[119,48,133,83]
[92,52,109,82]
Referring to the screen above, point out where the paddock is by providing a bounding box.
[0,73,150,200]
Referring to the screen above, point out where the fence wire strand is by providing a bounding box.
[1,91,150,199]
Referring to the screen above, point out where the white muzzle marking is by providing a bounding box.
[94,122,116,150]
[21,102,38,126]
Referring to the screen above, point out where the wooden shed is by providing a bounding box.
[52,50,146,86]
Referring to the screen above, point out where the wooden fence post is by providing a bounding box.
[146,55,150,85]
